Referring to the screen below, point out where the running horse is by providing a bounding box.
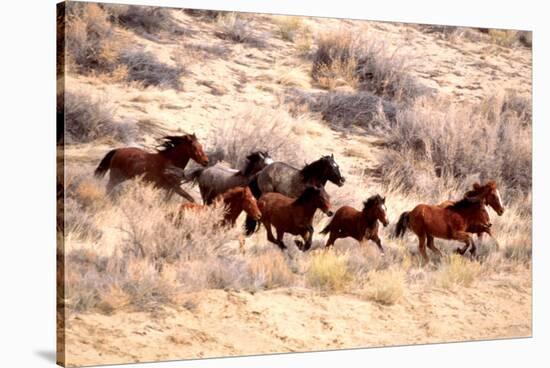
[245,154,345,235]
[438,181,505,247]
[94,134,209,202]
[178,186,262,227]
[257,186,333,252]
[395,181,504,264]
[321,194,389,253]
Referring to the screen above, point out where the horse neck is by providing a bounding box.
[293,200,319,221]
[452,201,486,223]
[160,149,190,168]
[361,209,378,229]
[223,195,243,223]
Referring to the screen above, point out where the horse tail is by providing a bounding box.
[244,216,260,236]
[94,149,117,178]
[395,211,410,238]
[320,219,333,235]
[248,175,262,199]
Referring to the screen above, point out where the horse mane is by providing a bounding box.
[449,195,483,211]
[293,186,321,206]
[362,194,383,212]
[465,180,497,198]
[156,135,194,153]
[300,157,329,181]
[222,186,245,202]
[240,151,265,176]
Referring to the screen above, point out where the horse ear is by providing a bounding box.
[382,196,386,203]
[473,182,481,190]
[331,153,334,158]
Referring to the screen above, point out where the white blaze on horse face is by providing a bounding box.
[495,189,503,208]
[264,157,274,165]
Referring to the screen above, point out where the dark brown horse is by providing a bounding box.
[321,194,389,253]
[95,134,209,202]
[395,181,504,264]
[258,186,333,252]
[179,186,261,227]
[438,181,504,248]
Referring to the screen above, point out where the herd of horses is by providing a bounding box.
[94,134,505,264]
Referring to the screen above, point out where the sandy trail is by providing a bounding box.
[64,270,530,367]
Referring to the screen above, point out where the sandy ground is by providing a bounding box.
[64,270,530,367]
[61,8,532,367]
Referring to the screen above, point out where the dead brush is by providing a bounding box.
[208,106,308,168]
[312,29,427,101]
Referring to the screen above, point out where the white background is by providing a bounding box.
[0,0,548,367]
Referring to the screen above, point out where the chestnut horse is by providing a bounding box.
[179,186,261,227]
[258,186,333,252]
[395,181,504,264]
[320,194,389,253]
[94,134,209,202]
[438,181,505,248]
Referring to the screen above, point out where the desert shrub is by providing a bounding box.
[435,255,481,289]
[306,251,351,292]
[488,29,521,47]
[216,13,262,46]
[65,2,119,73]
[364,268,405,305]
[183,9,223,20]
[208,106,307,168]
[312,29,427,101]
[273,16,304,42]
[119,49,185,89]
[63,91,137,143]
[377,94,532,197]
[111,5,181,35]
[248,249,296,289]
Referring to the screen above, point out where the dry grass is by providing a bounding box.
[376,92,532,198]
[63,91,137,143]
[119,49,185,89]
[111,4,182,36]
[306,250,351,292]
[273,16,304,42]
[312,29,427,101]
[363,268,405,305]
[435,255,482,289]
[65,2,119,74]
[216,13,263,46]
[208,106,308,168]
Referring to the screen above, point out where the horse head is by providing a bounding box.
[243,151,273,176]
[241,187,262,220]
[302,154,345,187]
[363,194,389,227]
[468,181,504,216]
[158,134,209,167]
[323,154,345,187]
[296,186,333,216]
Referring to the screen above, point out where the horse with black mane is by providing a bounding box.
[395,181,504,264]
[321,194,389,253]
[245,154,345,235]
[185,151,272,204]
[257,186,333,252]
[438,181,504,248]
[94,134,208,202]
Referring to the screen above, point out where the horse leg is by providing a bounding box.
[300,229,313,252]
[264,223,279,246]
[174,186,196,203]
[275,228,287,250]
[426,235,443,258]
[371,234,385,255]
[453,231,474,256]
[418,233,429,265]
[325,232,338,248]
[106,172,126,197]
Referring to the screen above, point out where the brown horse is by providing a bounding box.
[258,186,333,252]
[320,194,389,253]
[94,134,209,202]
[395,181,504,264]
[179,186,261,227]
[438,181,504,247]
